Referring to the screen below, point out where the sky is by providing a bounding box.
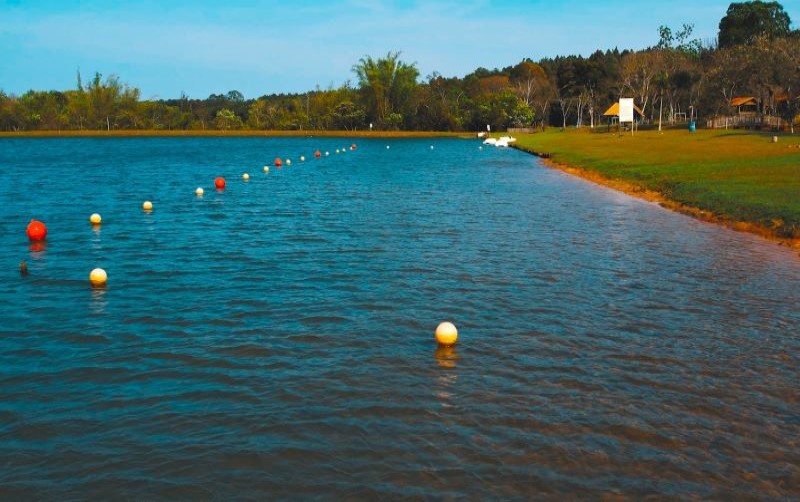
[1,0,799,100]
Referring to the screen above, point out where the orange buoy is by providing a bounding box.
[274,157,283,167]
[214,177,226,189]
[26,219,47,241]
[314,150,321,158]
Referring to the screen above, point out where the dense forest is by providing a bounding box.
[1,1,799,133]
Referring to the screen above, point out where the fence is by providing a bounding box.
[706,114,786,129]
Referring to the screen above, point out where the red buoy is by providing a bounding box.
[26,219,47,241]
[214,177,226,189]
[274,157,283,167]
[314,150,321,158]
[350,143,357,150]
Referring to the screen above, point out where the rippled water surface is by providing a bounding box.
[1,137,799,499]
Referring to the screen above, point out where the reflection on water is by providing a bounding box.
[29,240,47,253]
[434,345,458,369]
[89,287,108,315]
[0,137,798,499]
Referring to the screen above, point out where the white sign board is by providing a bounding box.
[619,98,634,123]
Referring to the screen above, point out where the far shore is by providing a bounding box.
[0,129,471,139]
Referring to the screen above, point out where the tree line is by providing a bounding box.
[1,1,798,133]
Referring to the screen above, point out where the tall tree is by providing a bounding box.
[718,1,792,48]
[352,51,419,128]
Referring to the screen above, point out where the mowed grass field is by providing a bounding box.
[513,128,800,239]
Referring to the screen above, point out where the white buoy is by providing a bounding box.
[325,151,330,156]
[263,166,269,173]
[430,145,434,149]
[89,267,107,287]
[242,173,250,181]
[195,187,204,196]
[335,149,340,154]
[386,145,390,149]
[286,159,292,166]
[435,322,458,346]
[300,155,305,162]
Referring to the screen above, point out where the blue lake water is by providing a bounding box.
[0,136,798,499]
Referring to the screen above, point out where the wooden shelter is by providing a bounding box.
[730,96,758,115]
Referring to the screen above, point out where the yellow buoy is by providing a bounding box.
[89,213,102,225]
[142,201,153,211]
[89,267,107,287]
[243,173,250,181]
[435,322,458,346]
[196,187,204,196]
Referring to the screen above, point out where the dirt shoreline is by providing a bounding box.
[514,145,800,251]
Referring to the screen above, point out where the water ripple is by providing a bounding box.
[0,137,798,499]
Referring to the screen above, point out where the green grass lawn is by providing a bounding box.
[512,128,800,238]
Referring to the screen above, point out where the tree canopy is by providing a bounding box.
[1,1,798,133]
[718,0,792,48]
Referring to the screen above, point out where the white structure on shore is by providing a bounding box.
[482,136,517,147]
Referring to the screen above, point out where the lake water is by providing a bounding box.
[1,137,798,499]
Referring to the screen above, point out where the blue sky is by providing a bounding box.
[1,0,799,99]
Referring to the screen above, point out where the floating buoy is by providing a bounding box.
[214,177,226,189]
[26,219,47,241]
[430,145,434,149]
[19,261,28,276]
[274,157,283,167]
[89,267,107,287]
[286,159,292,166]
[89,213,102,225]
[386,145,390,149]
[325,151,329,156]
[314,150,321,158]
[435,322,458,346]
[242,173,250,181]
[300,155,305,161]
[263,166,269,173]
[351,144,357,150]
[142,201,153,211]
[335,149,340,154]
[196,187,204,196]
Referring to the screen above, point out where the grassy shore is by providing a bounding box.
[0,129,469,138]
[512,128,800,247]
